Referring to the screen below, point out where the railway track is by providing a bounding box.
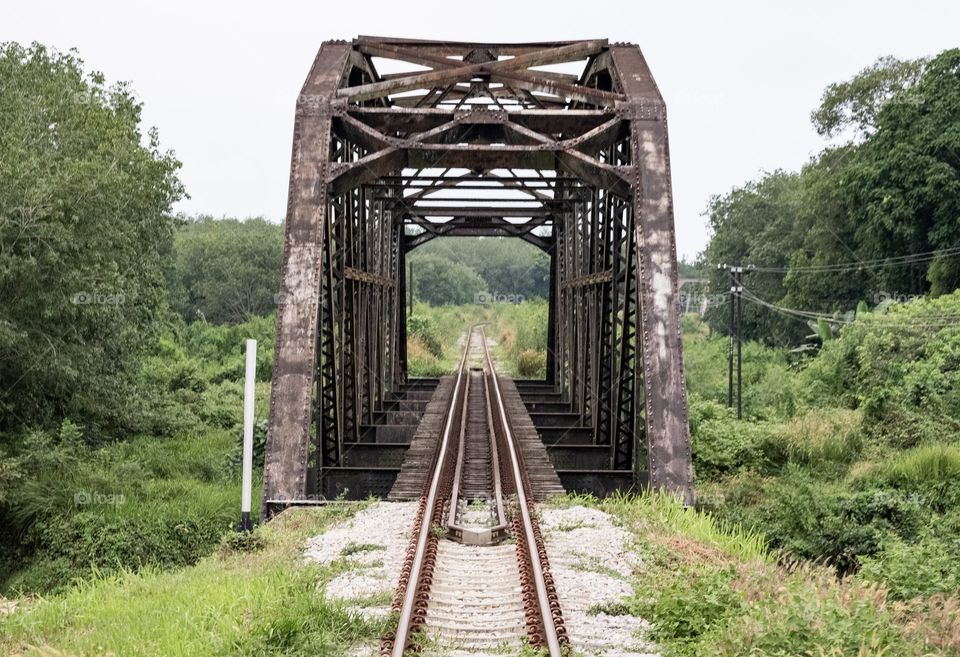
[381,327,568,656]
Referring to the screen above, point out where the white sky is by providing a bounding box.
[5,0,957,260]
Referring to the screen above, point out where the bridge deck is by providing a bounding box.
[389,374,564,502]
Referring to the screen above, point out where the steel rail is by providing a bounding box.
[389,328,474,657]
[446,333,509,540]
[478,326,563,656]
[387,325,562,656]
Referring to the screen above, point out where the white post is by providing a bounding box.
[240,339,257,531]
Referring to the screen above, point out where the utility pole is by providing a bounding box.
[736,271,743,420]
[719,264,745,419]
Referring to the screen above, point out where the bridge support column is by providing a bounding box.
[262,43,351,511]
[613,45,695,505]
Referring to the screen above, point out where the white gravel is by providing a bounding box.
[540,505,660,657]
[304,501,417,619]
[303,501,659,657]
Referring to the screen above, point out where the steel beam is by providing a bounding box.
[265,37,694,510]
[263,43,351,511]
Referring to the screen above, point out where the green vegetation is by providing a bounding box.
[0,314,275,594]
[683,292,960,634]
[557,492,959,656]
[405,299,549,379]
[0,44,279,597]
[0,507,388,657]
[166,215,283,324]
[410,236,550,305]
[702,49,960,346]
[0,42,184,434]
[3,35,960,657]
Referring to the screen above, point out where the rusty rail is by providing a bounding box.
[479,327,566,653]
[381,326,565,656]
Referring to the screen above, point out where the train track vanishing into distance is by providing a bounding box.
[381,327,568,656]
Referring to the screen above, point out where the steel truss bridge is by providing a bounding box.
[262,36,694,512]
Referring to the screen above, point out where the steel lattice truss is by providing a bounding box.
[263,36,694,508]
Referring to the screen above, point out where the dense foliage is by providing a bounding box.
[409,236,550,305]
[702,49,960,346]
[0,43,184,433]
[687,292,960,591]
[0,314,275,593]
[165,215,283,324]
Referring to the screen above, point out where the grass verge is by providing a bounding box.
[554,492,960,657]
[0,506,388,657]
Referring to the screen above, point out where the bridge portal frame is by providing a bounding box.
[262,37,694,511]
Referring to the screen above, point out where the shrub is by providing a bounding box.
[649,565,742,648]
[515,349,546,379]
[750,466,928,574]
[859,534,960,600]
[689,399,771,476]
[759,408,863,469]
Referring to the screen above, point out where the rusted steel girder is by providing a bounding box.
[262,37,694,514]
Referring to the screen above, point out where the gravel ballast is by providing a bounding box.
[303,500,659,656]
[540,504,660,657]
[304,501,417,618]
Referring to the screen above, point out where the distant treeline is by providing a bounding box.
[408,237,550,305]
[163,224,551,321]
[165,215,283,324]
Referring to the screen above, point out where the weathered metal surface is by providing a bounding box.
[262,43,350,511]
[611,45,695,505]
[263,36,694,513]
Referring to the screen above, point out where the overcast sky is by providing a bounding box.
[5,0,957,259]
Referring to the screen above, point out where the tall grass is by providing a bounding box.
[602,490,769,562]
[0,508,383,657]
[878,443,960,487]
[405,300,548,377]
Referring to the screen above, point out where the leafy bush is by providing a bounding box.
[689,399,771,476]
[0,424,244,594]
[8,509,233,594]
[649,565,742,648]
[515,349,546,378]
[858,533,960,600]
[409,254,486,305]
[745,466,927,574]
[800,293,960,445]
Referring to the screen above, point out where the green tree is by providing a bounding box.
[811,55,927,140]
[843,49,960,297]
[166,216,283,324]
[411,237,550,300]
[0,42,184,433]
[701,170,806,344]
[410,254,486,305]
[702,49,960,347]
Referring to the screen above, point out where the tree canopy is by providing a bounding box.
[0,43,184,432]
[701,48,960,346]
[409,236,549,305]
[165,215,283,324]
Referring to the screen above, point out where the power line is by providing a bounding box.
[711,244,960,275]
[739,284,960,329]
